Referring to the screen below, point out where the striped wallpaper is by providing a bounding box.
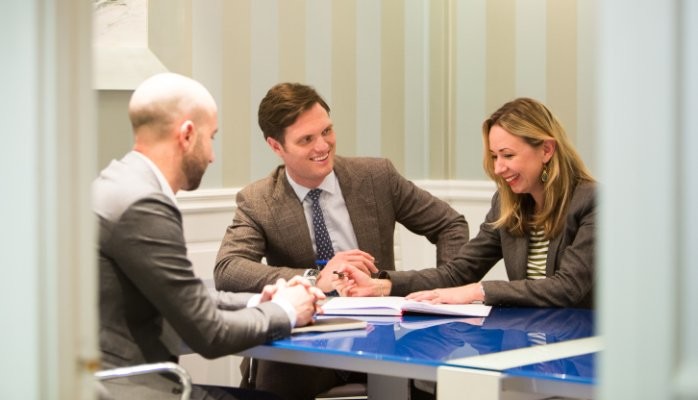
[101,0,595,188]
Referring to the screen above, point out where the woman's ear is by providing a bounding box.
[542,139,556,163]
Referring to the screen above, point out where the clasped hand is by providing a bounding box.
[259,277,326,327]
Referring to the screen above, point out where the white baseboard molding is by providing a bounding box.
[175,180,496,211]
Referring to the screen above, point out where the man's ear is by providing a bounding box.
[542,139,556,163]
[266,137,284,155]
[178,120,195,149]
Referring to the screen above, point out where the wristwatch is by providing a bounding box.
[376,270,391,280]
[303,268,319,286]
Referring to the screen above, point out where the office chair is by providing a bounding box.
[94,361,192,400]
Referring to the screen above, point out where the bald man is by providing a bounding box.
[93,73,324,400]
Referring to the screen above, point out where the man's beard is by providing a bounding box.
[181,140,206,191]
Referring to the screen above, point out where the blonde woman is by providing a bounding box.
[336,97,596,308]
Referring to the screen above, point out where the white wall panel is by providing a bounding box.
[404,0,430,178]
[356,0,382,156]
[677,0,698,396]
[193,0,224,188]
[454,0,487,181]
[515,0,546,100]
[250,0,281,181]
[306,0,333,99]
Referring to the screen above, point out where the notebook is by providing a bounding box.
[320,296,491,317]
[291,316,369,334]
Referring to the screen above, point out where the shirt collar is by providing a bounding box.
[131,150,178,205]
[286,170,338,202]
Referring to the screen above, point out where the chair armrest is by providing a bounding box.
[95,361,192,400]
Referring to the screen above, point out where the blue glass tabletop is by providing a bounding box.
[266,307,595,375]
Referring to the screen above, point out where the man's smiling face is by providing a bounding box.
[267,102,336,188]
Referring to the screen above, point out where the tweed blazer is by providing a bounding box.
[389,181,596,308]
[214,156,469,293]
[94,152,291,398]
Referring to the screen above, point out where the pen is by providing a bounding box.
[333,271,346,279]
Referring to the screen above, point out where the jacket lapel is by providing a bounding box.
[507,234,530,280]
[545,233,562,277]
[505,224,563,279]
[334,158,384,263]
[270,170,317,263]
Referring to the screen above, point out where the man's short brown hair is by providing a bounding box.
[257,82,330,143]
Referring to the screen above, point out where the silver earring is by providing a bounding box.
[541,165,549,183]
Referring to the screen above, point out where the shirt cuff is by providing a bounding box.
[246,294,297,329]
[271,297,297,328]
[246,294,261,308]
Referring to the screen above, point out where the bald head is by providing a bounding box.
[128,72,217,139]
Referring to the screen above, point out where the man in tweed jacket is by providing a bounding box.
[214,82,469,400]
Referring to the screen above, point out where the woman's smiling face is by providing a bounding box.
[488,124,551,207]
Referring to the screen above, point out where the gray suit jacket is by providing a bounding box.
[94,152,291,399]
[214,156,469,293]
[389,181,596,308]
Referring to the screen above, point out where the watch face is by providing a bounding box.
[304,268,319,277]
[303,268,319,286]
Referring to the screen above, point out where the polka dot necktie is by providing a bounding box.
[307,188,335,262]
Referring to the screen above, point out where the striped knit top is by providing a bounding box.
[527,227,549,279]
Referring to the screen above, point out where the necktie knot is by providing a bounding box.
[308,188,322,202]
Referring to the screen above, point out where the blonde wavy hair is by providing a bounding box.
[482,98,595,238]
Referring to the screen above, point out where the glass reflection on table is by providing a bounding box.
[280,307,595,377]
